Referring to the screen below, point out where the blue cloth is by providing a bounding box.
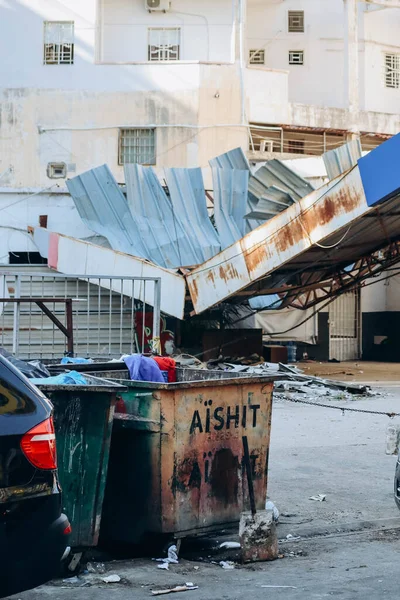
[61,356,93,364]
[123,354,164,383]
[31,371,88,385]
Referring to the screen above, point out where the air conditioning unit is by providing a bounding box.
[260,140,274,153]
[145,0,170,11]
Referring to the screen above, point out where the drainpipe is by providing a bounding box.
[237,0,246,125]
[344,0,360,139]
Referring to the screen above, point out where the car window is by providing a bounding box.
[0,378,36,416]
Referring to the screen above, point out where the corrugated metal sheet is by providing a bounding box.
[250,160,314,203]
[209,147,250,170]
[66,164,148,259]
[186,165,376,314]
[323,139,362,180]
[164,167,221,262]
[124,164,187,268]
[212,167,249,249]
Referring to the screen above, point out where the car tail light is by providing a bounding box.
[20,417,57,470]
[63,524,72,535]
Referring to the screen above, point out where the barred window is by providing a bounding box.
[148,28,180,61]
[249,49,265,65]
[385,53,400,88]
[119,129,156,165]
[44,21,74,65]
[288,11,304,33]
[289,50,304,65]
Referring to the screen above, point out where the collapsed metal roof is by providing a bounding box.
[66,149,312,269]
[186,133,400,314]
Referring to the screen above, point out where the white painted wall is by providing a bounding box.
[247,0,400,116]
[101,0,235,63]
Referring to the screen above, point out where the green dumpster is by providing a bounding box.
[35,376,126,548]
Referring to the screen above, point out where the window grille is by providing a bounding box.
[289,50,304,65]
[44,21,74,65]
[385,54,400,88]
[288,11,304,33]
[249,49,265,65]
[148,28,180,61]
[119,129,156,165]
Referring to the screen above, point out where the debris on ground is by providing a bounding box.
[102,574,121,583]
[62,577,80,585]
[86,562,106,574]
[157,563,169,570]
[219,561,236,569]
[309,494,326,502]
[261,585,297,589]
[151,584,198,596]
[265,499,280,522]
[219,542,241,550]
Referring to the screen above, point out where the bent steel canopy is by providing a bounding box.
[186,134,400,315]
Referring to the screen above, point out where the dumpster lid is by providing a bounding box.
[103,374,280,390]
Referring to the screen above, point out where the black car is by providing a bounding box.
[0,354,70,597]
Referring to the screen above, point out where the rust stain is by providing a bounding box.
[190,278,198,304]
[244,243,268,275]
[267,185,362,257]
[218,263,239,283]
[210,448,239,506]
[206,271,215,285]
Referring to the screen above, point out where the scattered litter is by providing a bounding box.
[154,544,179,565]
[286,534,301,541]
[152,585,198,596]
[158,563,169,571]
[309,494,326,502]
[102,574,121,583]
[185,583,194,587]
[86,562,106,574]
[261,585,297,589]
[219,542,241,550]
[62,577,80,584]
[265,499,280,522]
[219,561,235,569]
[168,545,179,564]
[193,566,199,570]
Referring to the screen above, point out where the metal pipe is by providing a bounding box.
[238,0,246,125]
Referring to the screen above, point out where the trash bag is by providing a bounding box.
[0,347,51,379]
[30,371,87,386]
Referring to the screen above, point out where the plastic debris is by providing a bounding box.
[219,561,235,569]
[102,574,121,583]
[167,545,179,564]
[31,370,87,386]
[265,499,280,522]
[309,494,326,502]
[62,577,80,584]
[158,563,169,570]
[86,562,106,574]
[286,534,301,541]
[219,541,241,550]
[152,585,198,596]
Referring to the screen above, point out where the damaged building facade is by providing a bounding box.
[1,0,400,362]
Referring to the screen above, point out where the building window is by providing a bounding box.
[44,21,74,65]
[288,140,305,154]
[288,11,304,33]
[289,50,304,65]
[249,49,265,65]
[119,129,156,165]
[148,28,180,62]
[385,53,400,88]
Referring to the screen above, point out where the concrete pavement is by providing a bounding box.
[9,385,400,599]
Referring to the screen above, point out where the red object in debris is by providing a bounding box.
[151,356,177,382]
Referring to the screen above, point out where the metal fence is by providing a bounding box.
[0,271,161,360]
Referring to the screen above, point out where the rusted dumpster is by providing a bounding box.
[99,372,277,545]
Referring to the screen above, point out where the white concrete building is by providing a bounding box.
[0,0,399,263]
